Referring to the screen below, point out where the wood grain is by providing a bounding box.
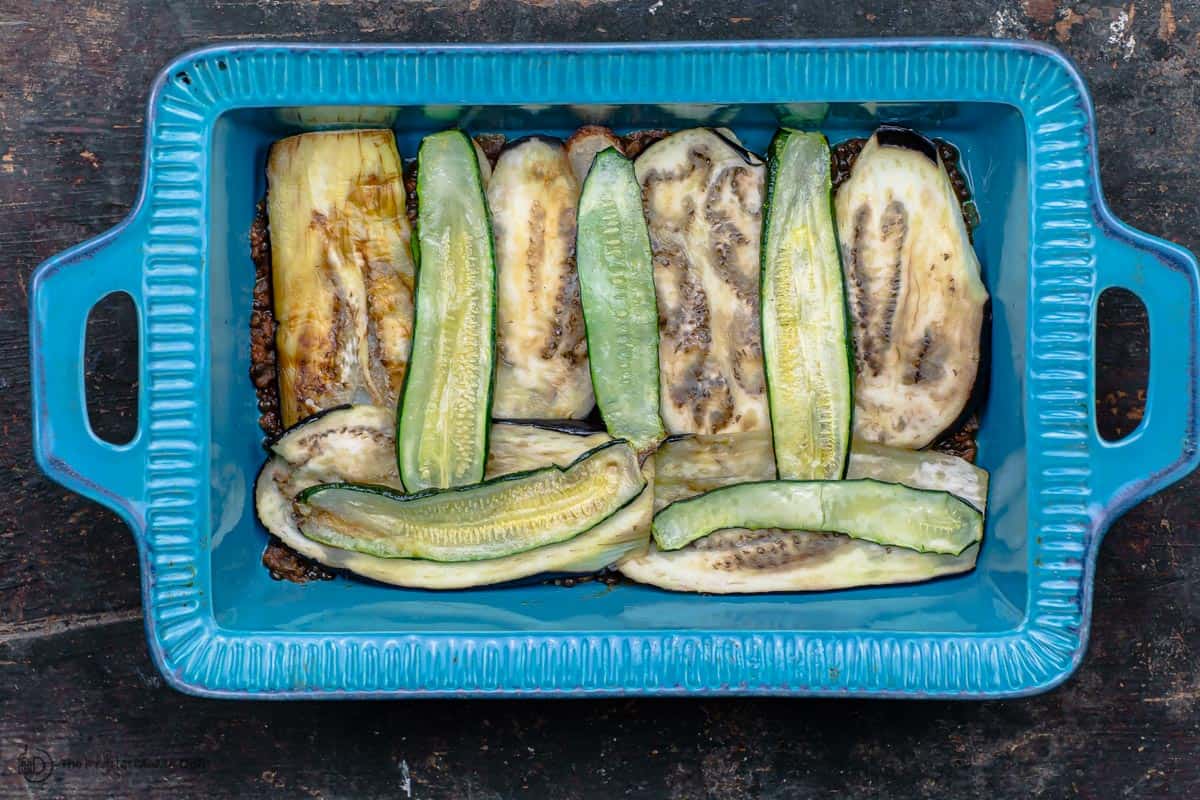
[1,1,1197,797]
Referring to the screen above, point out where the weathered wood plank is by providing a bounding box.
[1,1,1197,798]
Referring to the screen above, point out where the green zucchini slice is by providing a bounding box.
[298,440,645,562]
[652,478,982,555]
[621,432,987,592]
[761,129,853,479]
[398,130,496,492]
[255,406,651,588]
[255,457,652,591]
[576,148,666,453]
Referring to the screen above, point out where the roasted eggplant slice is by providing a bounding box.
[566,125,623,186]
[635,128,770,435]
[297,440,644,561]
[268,404,402,486]
[835,126,989,449]
[255,406,652,587]
[399,130,496,492]
[619,431,987,593]
[488,137,594,419]
[267,130,415,428]
[576,148,666,453]
[265,405,612,485]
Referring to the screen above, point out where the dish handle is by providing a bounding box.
[30,220,148,533]
[1089,222,1200,528]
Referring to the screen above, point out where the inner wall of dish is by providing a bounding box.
[207,102,1029,634]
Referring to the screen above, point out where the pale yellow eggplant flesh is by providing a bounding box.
[267,130,415,428]
[634,128,770,436]
[488,137,594,419]
[834,128,989,449]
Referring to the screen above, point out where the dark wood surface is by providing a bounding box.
[2,1,1198,797]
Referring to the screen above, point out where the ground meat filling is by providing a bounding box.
[249,201,283,439]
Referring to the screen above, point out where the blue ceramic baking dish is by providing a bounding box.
[30,40,1200,698]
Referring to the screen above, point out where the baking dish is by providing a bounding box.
[30,40,1200,698]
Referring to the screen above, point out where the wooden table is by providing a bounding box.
[2,2,1197,796]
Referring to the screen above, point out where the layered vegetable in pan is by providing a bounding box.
[252,120,989,593]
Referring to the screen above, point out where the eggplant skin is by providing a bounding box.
[267,130,415,428]
[634,128,770,436]
[835,128,989,449]
[488,137,595,419]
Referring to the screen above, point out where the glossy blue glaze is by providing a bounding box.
[29,41,1200,698]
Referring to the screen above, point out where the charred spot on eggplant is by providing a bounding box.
[834,127,988,450]
[620,128,669,160]
[473,133,507,166]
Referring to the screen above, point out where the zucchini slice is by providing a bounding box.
[621,432,987,592]
[297,440,645,562]
[398,130,496,492]
[835,126,988,449]
[653,479,982,555]
[761,130,853,479]
[267,130,415,428]
[576,148,666,452]
[255,452,651,590]
[635,128,770,435]
[488,137,594,419]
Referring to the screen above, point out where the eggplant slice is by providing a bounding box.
[618,431,986,593]
[267,130,415,428]
[488,137,594,419]
[255,406,650,588]
[635,128,770,435]
[565,125,624,186]
[835,126,988,449]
